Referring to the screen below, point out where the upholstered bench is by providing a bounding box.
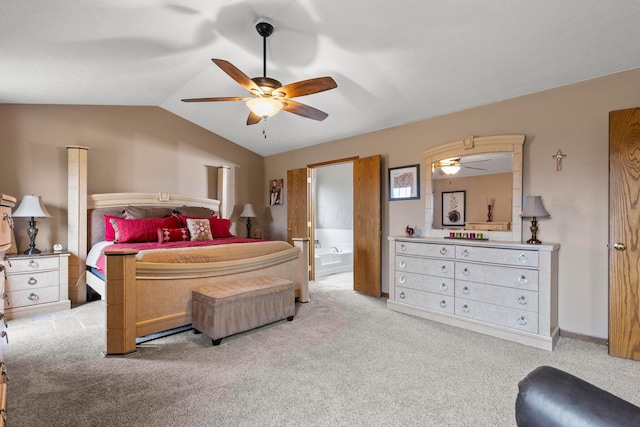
[192,276,295,346]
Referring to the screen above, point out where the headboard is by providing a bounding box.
[87,192,221,247]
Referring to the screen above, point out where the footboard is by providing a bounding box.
[104,238,309,355]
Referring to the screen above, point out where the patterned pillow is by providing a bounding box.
[186,218,213,241]
[158,227,190,243]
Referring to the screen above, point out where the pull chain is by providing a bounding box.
[262,116,268,139]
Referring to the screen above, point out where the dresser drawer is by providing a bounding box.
[5,286,59,309]
[396,286,454,313]
[4,256,59,273]
[396,241,454,258]
[5,270,59,292]
[455,261,538,291]
[455,298,538,333]
[455,281,538,312]
[396,256,454,278]
[455,245,538,267]
[395,272,454,295]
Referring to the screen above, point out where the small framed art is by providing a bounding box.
[269,178,283,205]
[388,164,420,201]
[442,190,466,226]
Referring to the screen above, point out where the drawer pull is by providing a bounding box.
[28,276,38,285]
[398,276,406,284]
[462,267,470,277]
[517,316,528,326]
[439,282,447,291]
[439,247,448,255]
[439,300,447,308]
[399,244,406,252]
[518,296,528,305]
[462,286,470,295]
[399,260,406,268]
[28,293,39,301]
[399,291,406,300]
[440,265,448,273]
[518,254,527,264]
[0,313,6,327]
[1,330,7,344]
[518,275,528,284]
[461,249,470,258]
[29,259,39,268]
[462,304,470,313]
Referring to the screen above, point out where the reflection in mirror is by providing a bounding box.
[424,135,524,242]
[433,152,513,228]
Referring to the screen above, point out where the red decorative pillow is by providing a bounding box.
[104,215,122,241]
[209,217,234,238]
[158,227,190,243]
[177,214,217,228]
[110,216,181,243]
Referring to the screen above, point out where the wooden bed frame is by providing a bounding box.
[86,192,309,356]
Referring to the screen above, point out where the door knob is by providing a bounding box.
[287,228,292,232]
[614,242,627,251]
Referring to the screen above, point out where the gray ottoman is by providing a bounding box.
[192,276,295,346]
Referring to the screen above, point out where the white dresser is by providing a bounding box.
[2,253,70,320]
[388,237,559,350]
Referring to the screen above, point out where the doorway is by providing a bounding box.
[311,162,354,279]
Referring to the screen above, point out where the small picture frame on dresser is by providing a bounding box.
[442,191,466,226]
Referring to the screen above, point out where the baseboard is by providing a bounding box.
[559,329,608,346]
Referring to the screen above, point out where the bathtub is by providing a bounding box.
[314,247,353,277]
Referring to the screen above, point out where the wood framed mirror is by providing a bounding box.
[424,135,525,242]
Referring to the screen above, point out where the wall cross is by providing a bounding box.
[553,149,567,171]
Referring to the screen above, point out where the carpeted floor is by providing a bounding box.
[5,273,640,426]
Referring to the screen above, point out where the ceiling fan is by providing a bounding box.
[182,21,337,125]
[433,157,489,175]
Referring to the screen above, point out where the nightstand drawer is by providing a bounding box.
[4,256,60,273]
[5,287,59,309]
[5,270,60,292]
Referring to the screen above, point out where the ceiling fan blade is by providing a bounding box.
[282,100,329,121]
[181,97,246,102]
[464,166,486,171]
[275,77,337,98]
[211,59,261,93]
[247,111,262,125]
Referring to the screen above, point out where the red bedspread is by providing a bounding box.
[95,238,268,273]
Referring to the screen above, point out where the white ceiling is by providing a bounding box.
[2,1,640,156]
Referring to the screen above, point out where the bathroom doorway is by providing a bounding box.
[311,162,354,279]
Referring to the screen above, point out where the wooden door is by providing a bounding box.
[286,168,309,245]
[353,155,382,297]
[609,107,640,360]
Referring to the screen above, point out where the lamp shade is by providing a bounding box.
[520,196,550,218]
[12,195,52,218]
[246,97,283,117]
[441,165,461,175]
[240,203,257,218]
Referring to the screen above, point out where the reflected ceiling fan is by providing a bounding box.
[182,21,337,125]
[433,157,489,175]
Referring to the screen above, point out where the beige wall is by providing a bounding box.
[0,104,264,252]
[264,67,640,339]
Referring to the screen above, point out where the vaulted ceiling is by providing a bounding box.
[2,1,640,156]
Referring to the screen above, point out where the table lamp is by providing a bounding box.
[240,203,257,238]
[12,194,52,254]
[520,196,550,244]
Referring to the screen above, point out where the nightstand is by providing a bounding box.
[2,252,71,320]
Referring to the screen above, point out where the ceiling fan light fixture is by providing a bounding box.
[246,97,283,117]
[441,165,461,175]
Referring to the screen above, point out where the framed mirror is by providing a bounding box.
[424,135,525,242]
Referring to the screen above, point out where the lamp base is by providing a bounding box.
[526,238,542,245]
[24,247,41,255]
[526,217,541,245]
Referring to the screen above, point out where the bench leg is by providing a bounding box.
[212,338,222,346]
[287,316,294,321]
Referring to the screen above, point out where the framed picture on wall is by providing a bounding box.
[269,178,283,205]
[442,190,466,226]
[388,164,420,200]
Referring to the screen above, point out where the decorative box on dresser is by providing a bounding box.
[2,252,70,320]
[388,237,560,350]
